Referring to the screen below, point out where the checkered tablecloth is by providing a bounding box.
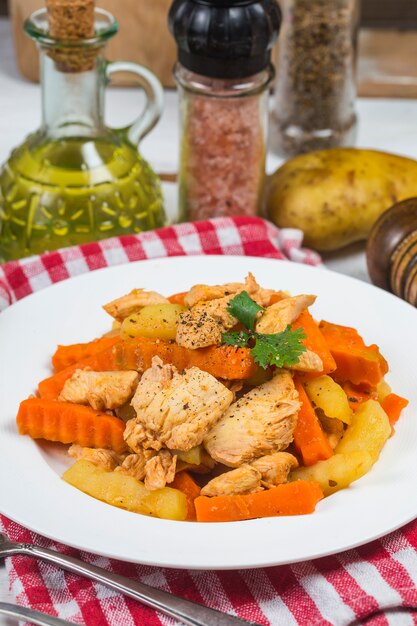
[1,216,417,626]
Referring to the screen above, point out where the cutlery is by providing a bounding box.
[0,601,77,626]
[0,533,258,626]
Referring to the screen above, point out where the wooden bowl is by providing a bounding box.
[367,197,417,305]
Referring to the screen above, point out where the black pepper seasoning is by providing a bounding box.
[270,0,360,157]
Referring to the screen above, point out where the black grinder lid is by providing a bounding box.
[168,0,282,79]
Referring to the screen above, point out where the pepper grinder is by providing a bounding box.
[367,198,417,306]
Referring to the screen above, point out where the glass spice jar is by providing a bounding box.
[169,0,281,222]
[270,0,360,157]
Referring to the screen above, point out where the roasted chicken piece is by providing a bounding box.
[144,449,177,491]
[115,448,156,481]
[59,369,139,411]
[204,369,301,467]
[184,272,278,308]
[103,289,168,321]
[176,296,237,350]
[256,294,316,334]
[127,357,234,452]
[201,465,262,497]
[68,444,125,471]
[255,294,323,373]
[251,452,299,488]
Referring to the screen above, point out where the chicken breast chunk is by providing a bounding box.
[103,289,168,321]
[251,452,299,488]
[59,369,139,411]
[127,357,234,452]
[204,370,301,467]
[68,444,125,471]
[144,450,177,491]
[201,465,262,497]
[114,448,156,481]
[184,272,274,307]
[256,294,316,334]
[176,296,236,350]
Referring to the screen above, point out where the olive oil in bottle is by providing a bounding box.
[0,7,165,262]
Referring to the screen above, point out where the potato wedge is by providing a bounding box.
[304,375,352,425]
[121,304,187,341]
[336,399,391,462]
[377,379,392,403]
[63,460,187,521]
[290,451,373,496]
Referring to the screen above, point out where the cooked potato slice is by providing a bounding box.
[121,304,187,341]
[304,375,352,424]
[377,379,392,403]
[175,445,203,466]
[336,399,391,461]
[63,460,187,521]
[290,451,373,496]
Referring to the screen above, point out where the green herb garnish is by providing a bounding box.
[223,292,307,369]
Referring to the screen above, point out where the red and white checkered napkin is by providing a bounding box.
[1,216,417,626]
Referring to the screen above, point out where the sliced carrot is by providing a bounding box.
[39,337,256,400]
[381,393,409,426]
[171,471,201,521]
[16,398,127,453]
[168,292,188,306]
[112,338,257,381]
[292,311,336,376]
[194,481,324,522]
[52,336,120,372]
[293,378,334,466]
[342,381,378,412]
[319,320,389,387]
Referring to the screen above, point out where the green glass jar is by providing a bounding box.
[0,8,166,262]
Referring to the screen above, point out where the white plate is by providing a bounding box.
[0,255,416,570]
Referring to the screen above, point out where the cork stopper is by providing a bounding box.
[46,0,96,72]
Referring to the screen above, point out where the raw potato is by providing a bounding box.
[63,460,187,520]
[336,399,391,461]
[266,148,417,251]
[121,304,187,341]
[290,451,373,496]
[304,375,352,425]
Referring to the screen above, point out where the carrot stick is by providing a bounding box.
[171,471,201,521]
[168,292,188,306]
[194,481,324,522]
[16,398,127,453]
[39,337,257,400]
[342,381,378,412]
[112,337,257,381]
[52,336,120,372]
[293,378,334,466]
[319,321,389,387]
[292,311,336,376]
[381,393,409,426]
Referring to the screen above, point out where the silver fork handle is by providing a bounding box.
[11,543,258,626]
[0,602,74,626]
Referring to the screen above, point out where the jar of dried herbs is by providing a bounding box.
[169,0,281,222]
[270,0,360,157]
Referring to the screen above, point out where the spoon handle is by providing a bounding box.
[11,543,257,626]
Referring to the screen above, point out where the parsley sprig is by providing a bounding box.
[222,291,307,369]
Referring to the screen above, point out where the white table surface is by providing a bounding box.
[2,14,417,625]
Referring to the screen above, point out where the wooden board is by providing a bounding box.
[9,0,177,86]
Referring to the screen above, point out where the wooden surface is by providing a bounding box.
[8,0,417,97]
